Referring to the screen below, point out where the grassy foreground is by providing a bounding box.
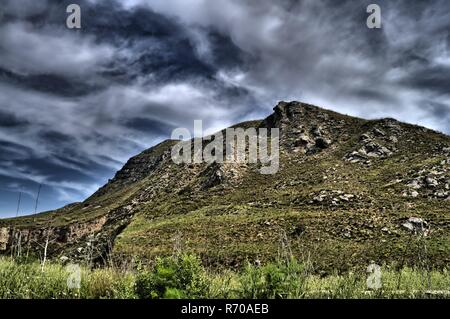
[0,254,449,299]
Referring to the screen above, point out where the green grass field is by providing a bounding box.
[1,254,448,299]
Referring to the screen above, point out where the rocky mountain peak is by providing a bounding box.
[264,101,330,129]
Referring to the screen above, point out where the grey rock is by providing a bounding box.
[313,194,326,202]
[373,128,386,137]
[360,133,371,141]
[312,126,322,137]
[388,136,398,143]
[339,194,355,202]
[359,142,392,158]
[294,134,313,148]
[425,176,439,188]
[402,217,429,235]
[435,190,448,198]
[407,179,422,190]
[60,256,69,263]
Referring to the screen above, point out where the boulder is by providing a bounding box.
[294,134,313,148]
[425,176,439,188]
[407,180,422,190]
[435,190,449,198]
[60,256,69,263]
[372,128,386,137]
[313,194,326,202]
[339,194,355,202]
[355,141,392,159]
[388,136,398,143]
[311,126,322,137]
[402,217,429,235]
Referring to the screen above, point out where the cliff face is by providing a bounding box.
[1,101,449,271]
[0,227,8,250]
[0,216,107,258]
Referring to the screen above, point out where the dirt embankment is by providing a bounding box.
[0,216,107,253]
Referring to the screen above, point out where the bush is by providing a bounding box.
[135,254,209,299]
[239,258,309,299]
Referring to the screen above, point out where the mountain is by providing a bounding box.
[1,101,449,272]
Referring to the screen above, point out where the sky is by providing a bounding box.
[0,0,449,217]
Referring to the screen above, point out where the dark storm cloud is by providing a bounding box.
[145,0,450,126]
[0,110,29,127]
[0,67,101,97]
[0,0,449,216]
[425,101,450,119]
[123,117,176,135]
[400,65,450,96]
[0,0,254,217]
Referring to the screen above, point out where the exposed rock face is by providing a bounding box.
[345,132,394,163]
[201,163,226,189]
[0,216,108,256]
[263,102,336,154]
[343,120,403,164]
[66,216,107,242]
[0,227,9,251]
[402,158,449,199]
[361,142,393,158]
[116,142,175,183]
[199,161,249,190]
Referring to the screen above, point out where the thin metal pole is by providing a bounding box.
[15,191,22,218]
[34,184,42,215]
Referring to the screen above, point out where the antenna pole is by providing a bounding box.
[34,184,42,215]
[15,192,22,218]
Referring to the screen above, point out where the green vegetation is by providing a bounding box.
[0,257,135,299]
[114,205,450,272]
[135,254,209,299]
[1,255,448,299]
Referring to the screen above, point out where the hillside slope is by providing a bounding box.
[1,101,449,272]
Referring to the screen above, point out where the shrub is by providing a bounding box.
[239,258,309,299]
[135,254,209,299]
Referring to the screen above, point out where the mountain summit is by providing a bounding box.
[1,101,449,271]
